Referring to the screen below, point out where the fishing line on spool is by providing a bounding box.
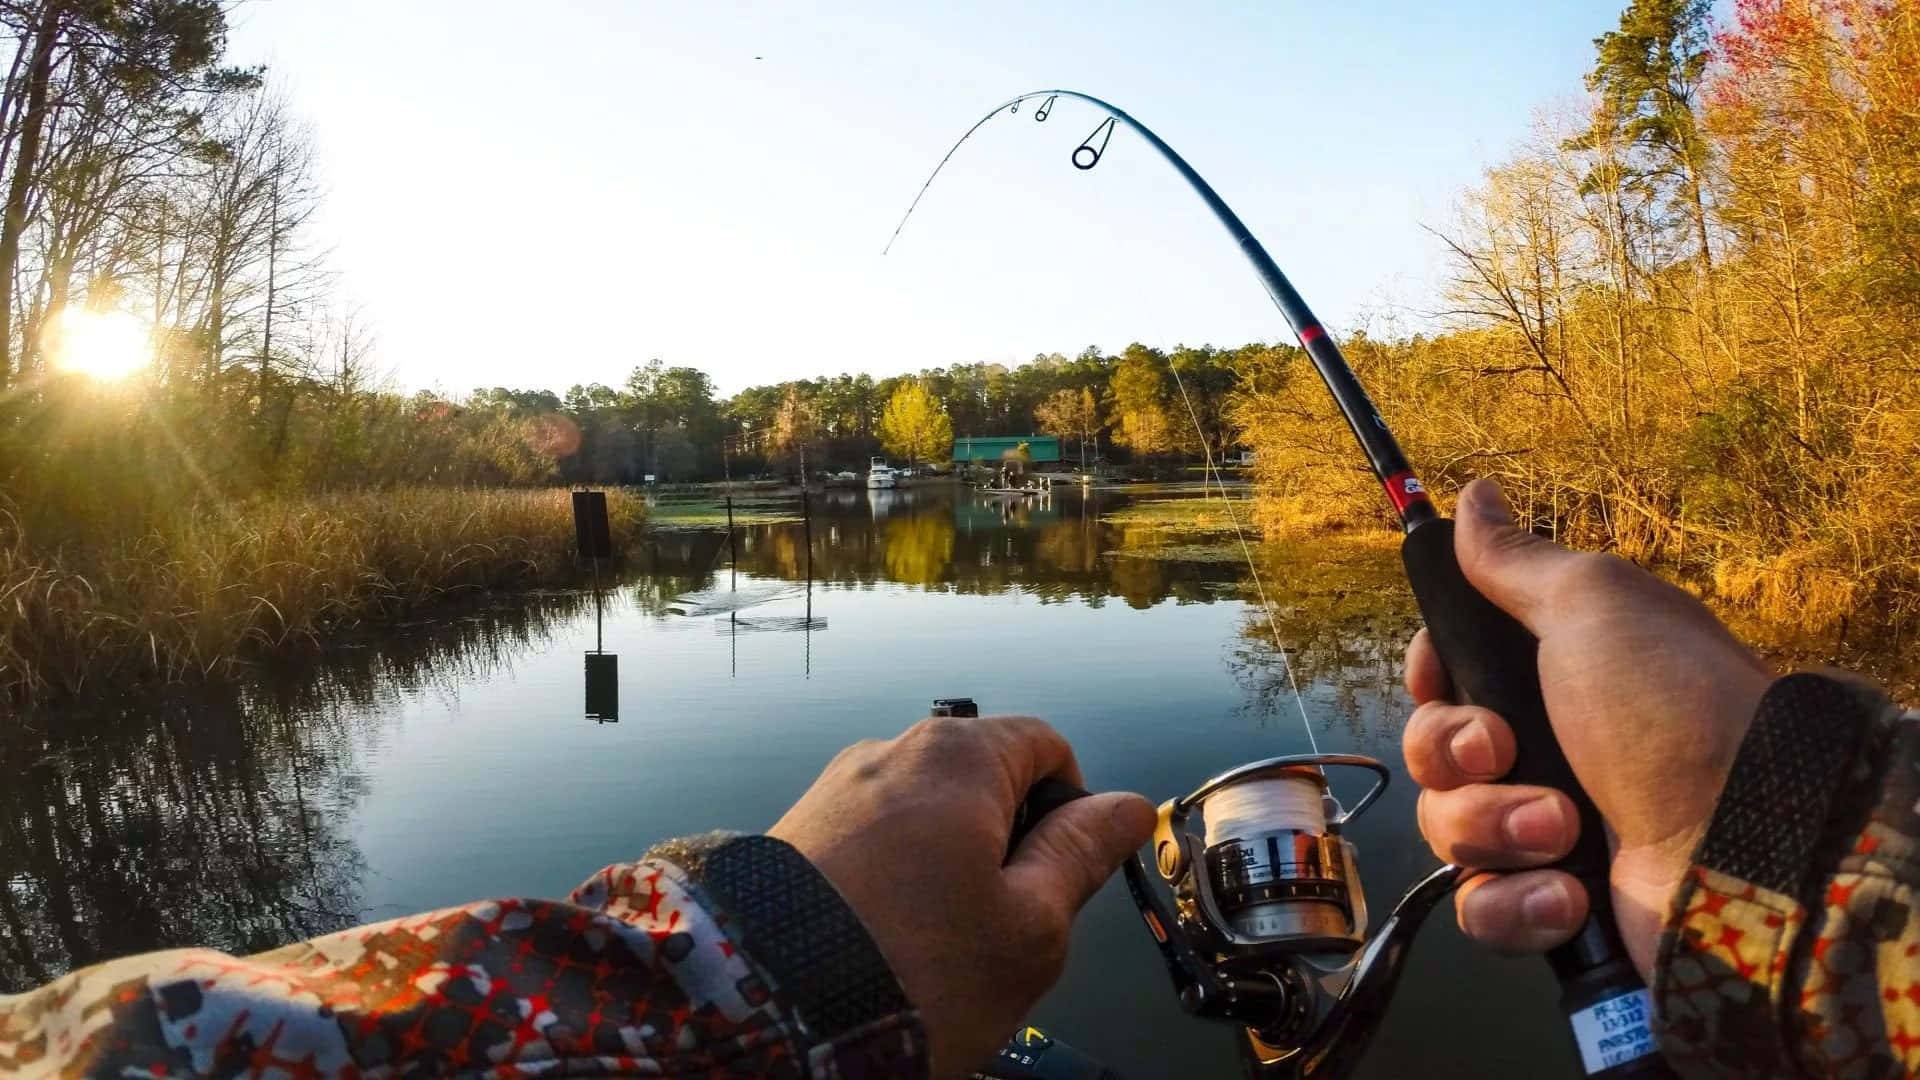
[1201,773,1325,847]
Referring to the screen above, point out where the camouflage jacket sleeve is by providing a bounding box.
[0,832,927,1079]
[1655,671,1920,1077]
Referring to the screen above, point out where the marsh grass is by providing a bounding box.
[0,487,644,704]
[1099,491,1261,533]
[645,495,804,529]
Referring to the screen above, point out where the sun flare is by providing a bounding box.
[49,308,152,380]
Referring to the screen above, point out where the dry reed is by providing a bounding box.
[0,487,644,705]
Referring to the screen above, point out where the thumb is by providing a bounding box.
[1003,792,1155,923]
[1455,478,1584,635]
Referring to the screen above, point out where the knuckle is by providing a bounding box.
[1562,552,1637,600]
[830,739,888,781]
[1467,517,1543,576]
[837,737,882,761]
[1402,706,1447,784]
[911,715,970,744]
[1419,790,1486,866]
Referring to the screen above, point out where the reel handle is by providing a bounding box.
[1401,518,1671,1078]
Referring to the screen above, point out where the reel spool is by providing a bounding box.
[1200,769,1355,948]
[1152,755,1387,964]
[1125,753,1463,1076]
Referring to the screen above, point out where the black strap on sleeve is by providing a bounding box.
[698,834,915,1043]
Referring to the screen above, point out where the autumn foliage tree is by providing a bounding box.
[1232,0,1920,637]
[878,381,953,467]
[1034,386,1101,468]
[1108,344,1175,457]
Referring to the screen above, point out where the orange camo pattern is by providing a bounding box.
[0,857,921,1079]
[1655,709,1920,1078]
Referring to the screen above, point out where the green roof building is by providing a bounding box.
[951,435,1062,464]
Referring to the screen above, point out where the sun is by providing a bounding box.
[49,308,152,380]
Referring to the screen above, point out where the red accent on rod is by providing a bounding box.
[1383,471,1431,515]
[1298,324,1327,345]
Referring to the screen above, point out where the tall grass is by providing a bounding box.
[0,487,644,704]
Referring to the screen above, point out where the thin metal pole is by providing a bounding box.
[803,488,814,678]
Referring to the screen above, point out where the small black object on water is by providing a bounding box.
[930,697,979,718]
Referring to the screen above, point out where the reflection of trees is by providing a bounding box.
[1225,538,1423,747]
[627,530,729,614]
[658,490,1248,609]
[0,592,595,993]
[0,701,367,992]
[884,514,955,586]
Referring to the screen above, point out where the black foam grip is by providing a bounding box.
[1402,517,1673,1077]
[1009,777,1090,861]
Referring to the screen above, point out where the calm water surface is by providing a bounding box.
[3,485,1576,1078]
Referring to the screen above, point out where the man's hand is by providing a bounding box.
[1403,479,1773,977]
[769,715,1155,1079]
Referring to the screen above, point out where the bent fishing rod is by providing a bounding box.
[890,90,1672,1080]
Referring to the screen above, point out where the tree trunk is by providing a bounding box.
[256,180,279,424]
[0,1,64,391]
[1687,166,1713,275]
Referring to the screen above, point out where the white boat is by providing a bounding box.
[866,456,898,489]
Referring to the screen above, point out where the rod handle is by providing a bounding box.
[1401,518,1672,1077]
[1009,777,1090,860]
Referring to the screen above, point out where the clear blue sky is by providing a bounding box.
[226,1,1629,396]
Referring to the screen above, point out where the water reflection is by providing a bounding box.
[0,593,597,992]
[639,487,1250,611]
[1230,539,1423,741]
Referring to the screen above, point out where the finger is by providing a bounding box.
[971,714,1086,799]
[1453,478,1586,635]
[1004,791,1155,925]
[1455,869,1587,951]
[1416,784,1579,867]
[1404,628,1451,704]
[1403,701,1515,789]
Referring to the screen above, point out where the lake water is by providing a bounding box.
[1,484,1579,1078]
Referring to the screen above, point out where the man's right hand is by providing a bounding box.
[1402,478,1774,977]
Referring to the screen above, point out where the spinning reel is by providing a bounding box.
[1120,754,1463,1079]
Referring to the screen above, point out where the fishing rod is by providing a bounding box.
[888,90,1671,1080]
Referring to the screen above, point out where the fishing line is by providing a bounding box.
[1165,359,1320,756]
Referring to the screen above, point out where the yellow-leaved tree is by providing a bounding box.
[879,382,953,467]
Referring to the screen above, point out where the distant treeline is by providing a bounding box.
[468,344,1260,485]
